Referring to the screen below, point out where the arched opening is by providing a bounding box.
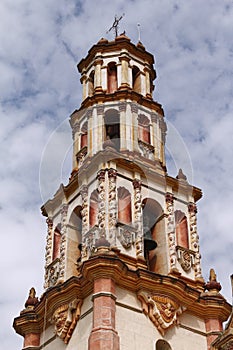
[118,187,132,225]
[132,65,141,93]
[52,224,61,260]
[88,70,94,96]
[175,210,189,249]
[138,114,150,144]
[156,339,172,350]
[104,109,120,150]
[68,206,82,266]
[107,62,118,93]
[90,190,99,228]
[142,198,163,271]
[80,121,88,149]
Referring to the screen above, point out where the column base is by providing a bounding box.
[88,328,120,350]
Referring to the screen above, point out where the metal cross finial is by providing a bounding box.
[137,23,141,42]
[107,14,125,38]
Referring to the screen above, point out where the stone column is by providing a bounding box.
[133,179,144,259]
[94,58,103,93]
[188,203,202,279]
[166,193,176,271]
[44,218,53,289]
[151,113,159,159]
[59,204,68,281]
[88,278,119,350]
[159,119,167,167]
[119,101,127,150]
[96,105,104,152]
[144,65,152,98]
[130,103,139,152]
[108,169,117,246]
[119,55,130,89]
[80,73,88,101]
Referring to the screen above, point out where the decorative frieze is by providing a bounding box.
[117,222,136,249]
[44,218,53,289]
[96,104,104,115]
[118,101,127,112]
[130,103,138,114]
[108,169,117,243]
[80,185,89,234]
[51,298,83,344]
[133,179,143,258]
[188,203,202,279]
[59,204,68,280]
[138,291,186,335]
[165,193,176,270]
[97,170,106,236]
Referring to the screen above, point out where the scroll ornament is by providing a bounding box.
[138,291,186,335]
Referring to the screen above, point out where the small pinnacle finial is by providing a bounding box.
[107,14,125,38]
[24,287,39,309]
[204,268,222,293]
[137,23,141,42]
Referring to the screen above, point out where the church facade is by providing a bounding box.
[13,32,232,350]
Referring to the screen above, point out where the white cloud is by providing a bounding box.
[0,1,232,347]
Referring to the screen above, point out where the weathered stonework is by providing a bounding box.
[166,193,176,271]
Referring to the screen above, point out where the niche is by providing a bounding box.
[89,190,99,228]
[88,70,94,96]
[80,121,88,149]
[107,62,118,93]
[174,210,189,249]
[52,224,61,260]
[118,187,132,225]
[138,114,151,144]
[132,65,141,93]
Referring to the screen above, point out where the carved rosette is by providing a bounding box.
[44,218,53,289]
[188,203,202,279]
[97,169,106,238]
[108,169,117,243]
[138,291,186,335]
[166,193,176,270]
[59,204,68,280]
[51,299,83,344]
[133,179,143,257]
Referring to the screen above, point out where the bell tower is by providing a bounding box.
[13,33,231,350]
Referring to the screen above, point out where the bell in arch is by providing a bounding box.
[143,215,157,251]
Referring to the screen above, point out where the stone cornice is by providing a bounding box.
[13,253,231,338]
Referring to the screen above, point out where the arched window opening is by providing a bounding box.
[68,206,82,263]
[88,70,94,96]
[52,223,61,260]
[175,210,189,249]
[107,62,118,93]
[118,187,132,225]
[142,198,163,270]
[80,121,88,149]
[90,190,99,228]
[138,114,150,144]
[156,339,172,350]
[104,109,120,150]
[132,65,141,93]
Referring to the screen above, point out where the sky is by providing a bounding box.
[0,0,233,348]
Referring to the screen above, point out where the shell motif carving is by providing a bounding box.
[138,291,186,335]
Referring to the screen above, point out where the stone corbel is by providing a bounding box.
[138,291,186,335]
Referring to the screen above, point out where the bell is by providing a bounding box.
[144,230,157,251]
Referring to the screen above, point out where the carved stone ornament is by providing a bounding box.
[138,291,186,335]
[117,223,136,249]
[51,299,83,344]
[176,246,195,272]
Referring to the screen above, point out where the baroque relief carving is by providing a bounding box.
[138,291,186,335]
[188,203,202,279]
[176,246,195,272]
[44,218,53,289]
[108,169,117,243]
[97,169,106,235]
[51,299,83,344]
[59,204,68,280]
[133,179,143,257]
[165,193,176,270]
